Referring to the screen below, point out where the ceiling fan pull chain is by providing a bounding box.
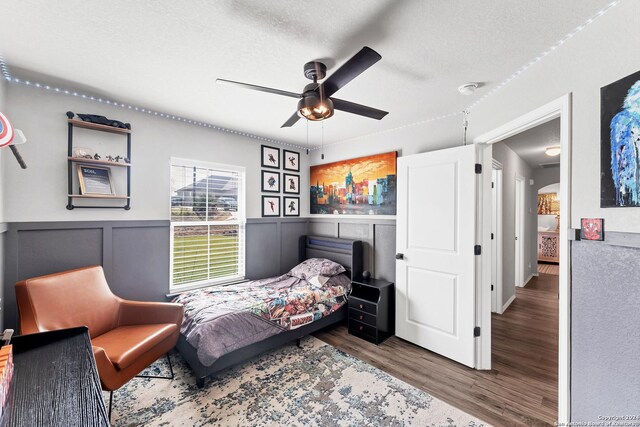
[321,121,325,160]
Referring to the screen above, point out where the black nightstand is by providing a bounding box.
[348,276,394,344]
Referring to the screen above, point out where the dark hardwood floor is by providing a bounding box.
[315,273,559,426]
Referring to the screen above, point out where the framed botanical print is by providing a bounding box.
[283,173,300,194]
[283,149,300,172]
[262,195,280,217]
[261,170,280,193]
[283,196,300,216]
[261,145,280,169]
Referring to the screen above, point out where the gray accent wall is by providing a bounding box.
[309,217,396,283]
[2,218,310,329]
[571,238,640,421]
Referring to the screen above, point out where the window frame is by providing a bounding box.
[169,157,246,292]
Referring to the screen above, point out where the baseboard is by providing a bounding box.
[502,294,516,313]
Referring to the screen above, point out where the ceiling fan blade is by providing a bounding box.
[281,111,301,128]
[321,47,382,97]
[332,98,388,120]
[216,79,301,99]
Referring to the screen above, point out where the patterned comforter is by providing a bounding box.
[173,273,351,367]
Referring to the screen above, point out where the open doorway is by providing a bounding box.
[475,94,571,423]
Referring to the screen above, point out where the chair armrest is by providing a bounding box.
[117,299,184,328]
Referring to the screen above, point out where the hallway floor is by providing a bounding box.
[315,273,559,426]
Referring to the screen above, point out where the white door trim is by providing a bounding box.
[514,174,526,288]
[474,94,572,423]
[491,161,504,314]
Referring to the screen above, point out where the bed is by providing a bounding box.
[173,235,363,387]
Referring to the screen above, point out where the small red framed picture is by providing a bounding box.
[580,218,604,241]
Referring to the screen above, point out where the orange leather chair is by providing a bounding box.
[15,265,183,416]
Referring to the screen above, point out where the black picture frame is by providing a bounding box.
[283,196,300,217]
[261,170,280,193]
[283,149,300,172]
[283,173,300,194]
[77,164,115,195]
[261,145,280,169]
[262,195,280,217]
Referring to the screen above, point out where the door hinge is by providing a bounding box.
[491,181,494,188]
[491,284,494,291]
[491,232,494,240]
[474,245,482,255]
[475,163,482,174]
[474,326,481,337]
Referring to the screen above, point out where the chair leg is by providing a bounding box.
[296,338,302,348]
[136,353,175,380]
[108,390,113,422]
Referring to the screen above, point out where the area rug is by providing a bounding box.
[106,337,489,426]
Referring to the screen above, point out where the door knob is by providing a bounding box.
[395,253,404,260]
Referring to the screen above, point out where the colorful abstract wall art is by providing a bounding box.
[310,151,397,215]
[601,70,640,207]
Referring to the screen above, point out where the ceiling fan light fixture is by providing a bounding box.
[457,82,479,96]
[297,95,334,121]
[545,145,561,157]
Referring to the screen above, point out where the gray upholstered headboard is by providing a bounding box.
[298,235,363,279]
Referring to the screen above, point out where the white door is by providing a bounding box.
[395,144,484,368]
[514,175,525,287]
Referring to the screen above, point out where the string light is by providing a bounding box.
[0,0,621,151]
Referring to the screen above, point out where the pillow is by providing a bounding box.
[289,258,346,279]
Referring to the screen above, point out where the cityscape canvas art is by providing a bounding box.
[310,151,397,215]
[601,70,640,207]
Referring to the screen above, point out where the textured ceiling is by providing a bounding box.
[0,0,614,145]
[502,118,561,169]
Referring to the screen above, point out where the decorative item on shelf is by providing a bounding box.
[75,113,130,130]
[283,173,300,194]
[262,195,280,217]
[77,165,115,195]
[310,151,397,215]
[362,270,371,280]
[283,196,300,217]
[72,147,93,158]
[283,149,300,172]
[261,145,280,169]
[600,70,640,207]
[106,155,115,162]
[114,155,123,163]
[261,170,280,193]
[580,218,604,241]
[124,157,130,164]
[93,153,101,160]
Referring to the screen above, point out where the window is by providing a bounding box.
[170,158,245,291]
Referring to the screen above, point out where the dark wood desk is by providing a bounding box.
[1,327,109,427]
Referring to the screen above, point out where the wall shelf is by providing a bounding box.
[67,118,131,134]
[67,157,132,168]
[68,194,130,199]
[66,112,132,210]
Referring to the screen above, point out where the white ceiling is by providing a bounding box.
[0,0,613,146]
[502,118,561,169]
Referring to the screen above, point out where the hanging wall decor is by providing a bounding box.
[601,70,640,207]
[310,151,397,215]
[580,218,604,241]
[283,149,300,172]
[261,145,280,169]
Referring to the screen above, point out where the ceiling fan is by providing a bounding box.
[216,46,389,128]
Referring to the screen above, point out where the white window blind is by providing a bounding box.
[170,159,246,291]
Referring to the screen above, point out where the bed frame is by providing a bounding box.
[176,235,363,387]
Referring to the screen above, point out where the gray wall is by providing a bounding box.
[2,218,309,330]
[0,75,7,330]
[492,142,534,308]
[571,238,640,421]
[309,217,396,283]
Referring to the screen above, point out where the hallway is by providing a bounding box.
[315,273,559,426]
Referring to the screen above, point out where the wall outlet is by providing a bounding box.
[528,262,531,270]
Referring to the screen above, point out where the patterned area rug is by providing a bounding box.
[106,337,489,426]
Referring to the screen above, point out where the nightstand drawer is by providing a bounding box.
[348,296,377,315]
[349,308,376,326]
[349,319,377,338]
